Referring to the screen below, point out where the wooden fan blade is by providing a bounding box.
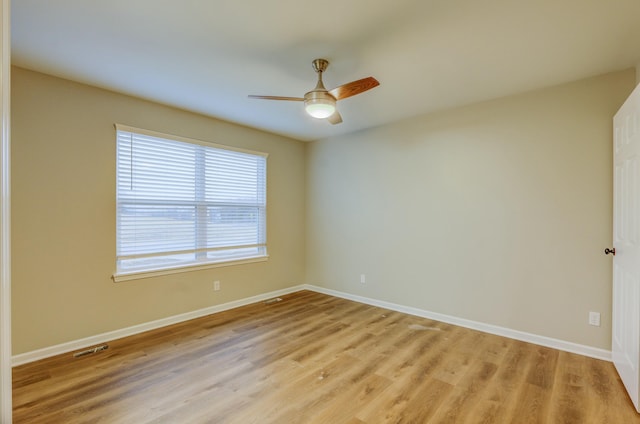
[329,77,379,101]
[328,110,343,125]
[248,95,304,101]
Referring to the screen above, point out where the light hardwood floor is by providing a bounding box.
[12,290,640,423]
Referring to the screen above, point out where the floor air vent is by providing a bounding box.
[73,344,109,358]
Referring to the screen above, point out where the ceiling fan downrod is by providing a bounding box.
[311,58,329,91]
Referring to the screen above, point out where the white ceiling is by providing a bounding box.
[11,0,640,141]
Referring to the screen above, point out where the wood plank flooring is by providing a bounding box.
[12,290,640,423]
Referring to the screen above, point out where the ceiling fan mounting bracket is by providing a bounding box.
[312,58,329,74]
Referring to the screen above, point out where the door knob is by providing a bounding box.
[604,247,616,256]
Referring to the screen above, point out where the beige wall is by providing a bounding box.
[11,67,306,354]
[306,69,636,350]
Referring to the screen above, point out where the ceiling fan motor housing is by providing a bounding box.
[304,90,335,103]
[304,90,336,119]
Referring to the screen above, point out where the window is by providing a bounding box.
[114,125,267,281]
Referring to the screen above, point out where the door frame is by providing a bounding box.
[0,0,11,421]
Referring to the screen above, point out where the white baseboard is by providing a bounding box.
[12,285,306,367]
[13,283,611,366]
[302,284,612,362]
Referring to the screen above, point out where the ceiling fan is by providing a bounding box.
[248,59,379,125]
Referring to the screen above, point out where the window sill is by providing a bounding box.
[112,255,269,283]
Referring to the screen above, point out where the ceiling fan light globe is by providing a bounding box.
[305,98,336,119]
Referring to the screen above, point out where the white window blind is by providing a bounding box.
[115,125,267,277]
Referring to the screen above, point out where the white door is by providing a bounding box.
[0,0,10,421]
[612,82,640,413]
[0,0,9,421]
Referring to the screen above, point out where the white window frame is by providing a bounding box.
[113,125,268,282]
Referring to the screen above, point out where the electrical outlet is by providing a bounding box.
[589,311,600,327]
[360,274,366,284]
[213,280,220,291]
